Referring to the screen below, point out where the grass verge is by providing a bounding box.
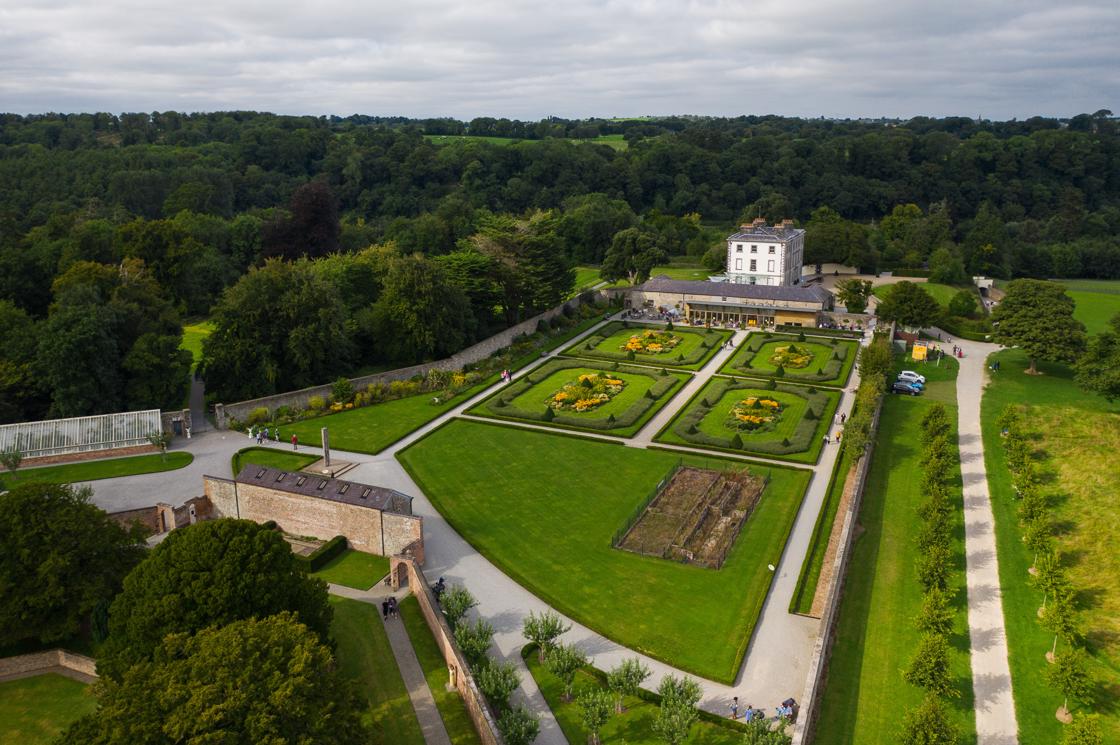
[312,550,390,590]
[789,443,853,615]
[397,419,811,683]
[329,596,425,745]
[4,451,193,488]
[0,673,95,745]
[230,446,318,476]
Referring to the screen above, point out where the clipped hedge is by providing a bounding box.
[566,322,726,367]
[728,333,853,384]
[477,358,679,432]
[671,379,834,456]
[293,535,348,572]
[779,324,864,339]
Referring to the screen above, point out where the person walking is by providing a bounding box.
[381,600,389,620]
[291,434,298,451]
[840,412,846,424]
[730,696,739,720]
[823,434,830,445]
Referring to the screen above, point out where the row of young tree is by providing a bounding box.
[897,403,966,744]
[998,408,1104,743]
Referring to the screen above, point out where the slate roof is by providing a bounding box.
[637,275,832,305]
[234,465,413,515]
[726,225,805,242]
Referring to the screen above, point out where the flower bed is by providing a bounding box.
[729,396,783,432]
[470,358,689,437]
[562,322,732,369]
[721,333,857,387]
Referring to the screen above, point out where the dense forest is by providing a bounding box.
[1,110,1117,422]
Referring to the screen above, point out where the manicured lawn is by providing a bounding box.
[0,673,96,745]
[524,647,752,745]
[720,333,857,388]
[873,281,964,308]
[980,348,1120,743]
[312,550,390,590]
[1058,280,1120,335]
[398,596,484,745]
[180,319,214,371]
[329,597,425,745]
[790,444,853,615]
[397,419,812,682]
[657,378,840,464]
[470,361,689,438]
[563,322,731,370]
[4,451,193,488]
[893,351,960,405]
[230,446,318,476]
[604,265,714,287]
[573,266,604,291]
[815,395,976,745]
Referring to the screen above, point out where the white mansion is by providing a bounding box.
[724,218,805,286]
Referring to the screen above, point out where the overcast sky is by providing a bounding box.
[1,0,1117,120]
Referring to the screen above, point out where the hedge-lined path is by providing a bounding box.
[329,584,453,745]
[945,333,1019,745]
[84,314,864,743]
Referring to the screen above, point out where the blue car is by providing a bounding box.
[896,376,924,390]
[891,381,923,395]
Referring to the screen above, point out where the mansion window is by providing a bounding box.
[767,260,775,272]
[769,246,776,254]
[751,245,758,253]
[736,245,743,252]
[749,259,757,271]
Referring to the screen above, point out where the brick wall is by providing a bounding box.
[107,506,161,534]
[391,557,502,745]
[22,444,158,468]
[214,291,607,428]
[382,513,423,556]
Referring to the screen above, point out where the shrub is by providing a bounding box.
[477,660,520,710]
[537,319,550,334]
[774,364,785,377]
[731,434,743,449]
[543,407,555,421]
[627,350,635,361]
[549,316,561,329]
[307,396,325,411]
[246,407,270,425]
[765,379,777,390]
[498,707,540,745]
[330,377,354,404]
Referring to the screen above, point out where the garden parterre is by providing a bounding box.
[562,322,731,370]
[720,332,857,387]
[657,378,840,463]
[396,419,811,682]
[470,359,689,437]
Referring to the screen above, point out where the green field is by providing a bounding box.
[605,265,714,287]
[980,348,1120,743]
[563,322,731,370]
[573,266,604,291]
[312,550,390,590]
[180,319,214,371]
[398,596,484,745]
[4,451,193,488]
[471,361,688,438]
[0,674,96,745]
[873,281,964,308]
[329,597,425,745]
[815,394,976,745]
[657,378,839,464]
[397,419,811,682]
[230,445,318,476]
[1058,279,1120,334]
[524,647,751,745]
[721,333,857,387]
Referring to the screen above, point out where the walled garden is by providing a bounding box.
[397,419,811,683]
[470,359,688,437]
[720,333,857,387]
[657,378,840,463]
[562,322,731,370]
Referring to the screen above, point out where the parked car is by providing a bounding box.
[898,370,927,384]
[897,377,924,390]
[891,381,922,396]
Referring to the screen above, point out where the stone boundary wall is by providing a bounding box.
[22,443,159,468]
[108,505,162,534]
[791,326,891,745]
[390,557,503,745]
[0,649,98,683]
[214,291,608,428]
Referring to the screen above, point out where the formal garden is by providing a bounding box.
[562,322,732,370]
[720,333,857,387]
[397,419,811,682]
[469,359,688,437]
[656,378,840,463]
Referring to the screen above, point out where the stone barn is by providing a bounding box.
[203,466,424,560]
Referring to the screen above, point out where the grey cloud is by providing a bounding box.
[0,0,1116,119]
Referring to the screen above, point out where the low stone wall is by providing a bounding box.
[390,557,502,745]
[791,329,890,745]
[22,444,158,468]
[108,505,161,534]
[0,649,98,683]
[214,291,608,429]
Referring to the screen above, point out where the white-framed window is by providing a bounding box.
[769,246,776,254]
[735,244,743,253]
[751,245,758,253]
[749,259,757,271]
[767,260,775,272]
[735,258,742,271]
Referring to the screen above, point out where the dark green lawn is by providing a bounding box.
[398,596,483,745]
[312,550,389,590]
[4,451,193,488]
[230,446,319,476]
[980,349,1120,743]
[397,419,811,683]
[562,322,731,370]
[329,597,425,745]
[0,674,95,745]
[814,395,976,745]
[720,334,857,388]
[524,647,751,745]
[790,444,853,616]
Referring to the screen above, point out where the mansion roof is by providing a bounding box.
[726,225,805,243]
[636,275,832,306]
[235,465,413,515]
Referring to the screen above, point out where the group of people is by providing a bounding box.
[728,696,798,723]
[500,369,513,384]
[246,425,300,450]
[381,596,399,619]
